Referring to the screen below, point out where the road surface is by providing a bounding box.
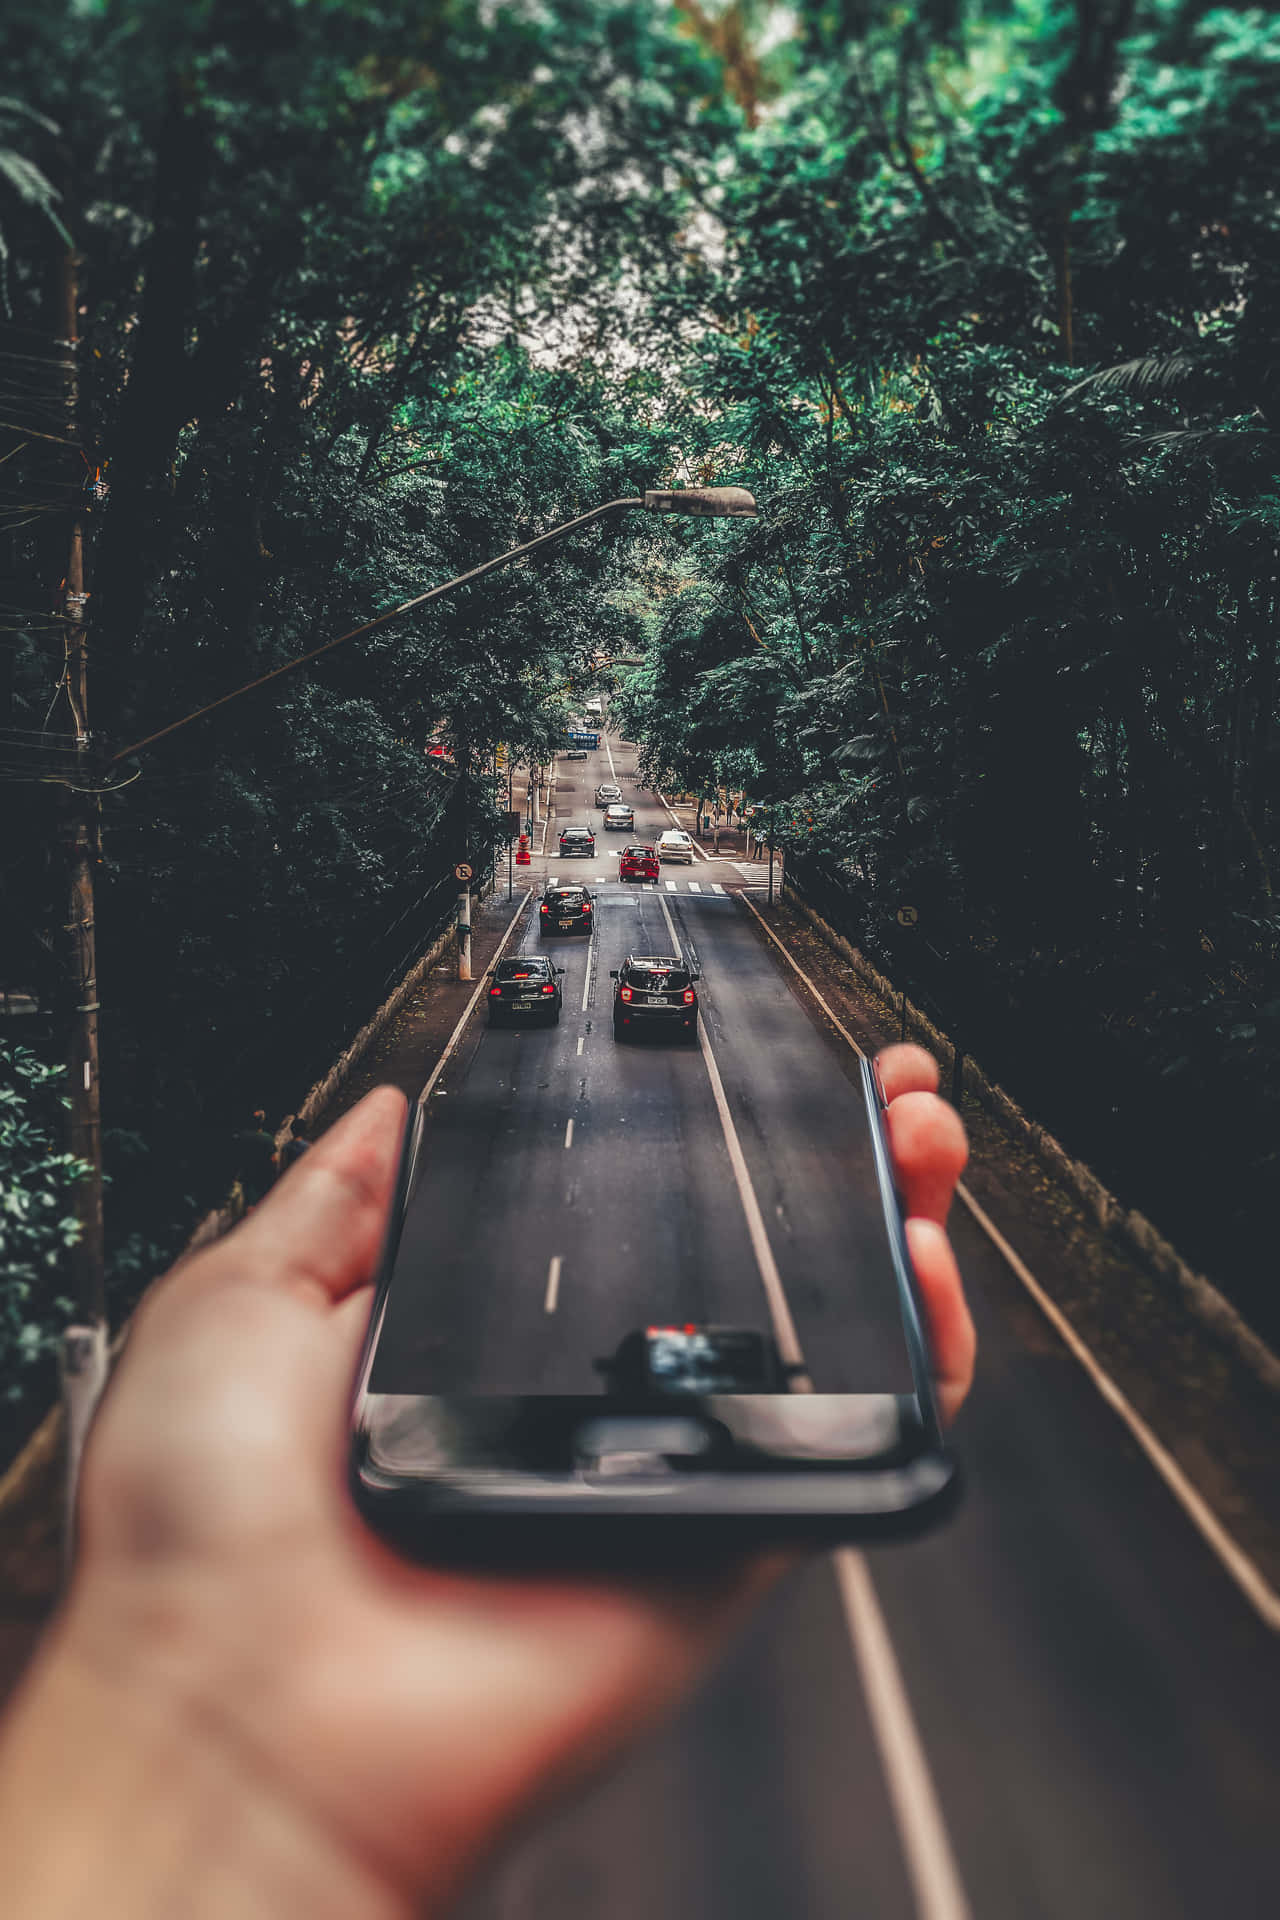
[379,734,1280,1919]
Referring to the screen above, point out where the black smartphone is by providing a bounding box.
[350,1054,959,1564]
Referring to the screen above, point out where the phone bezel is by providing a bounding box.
[349,1056,958,1557]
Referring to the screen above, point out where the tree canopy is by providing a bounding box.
[1,0,1276,1441]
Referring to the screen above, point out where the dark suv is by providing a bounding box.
[609,953,700,1042]
[540,885,593,936]
[558,827,595,859]
[487,955,564,1025]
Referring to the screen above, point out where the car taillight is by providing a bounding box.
[620,985,633,1002]
[582,902,592,913]
[683,988,695,1004]
[541,983,555,995]
[489,986,501,997]
[540,904,549,913]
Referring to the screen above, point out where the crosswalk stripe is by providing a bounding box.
[688,881,702,894]
[711,882,726,894]
[665,879,677,891]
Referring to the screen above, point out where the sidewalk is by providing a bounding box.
[319,880,533,1126]
[655,794,774,867]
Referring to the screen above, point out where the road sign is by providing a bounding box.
[454,863,473,882]
[896,905,919,928]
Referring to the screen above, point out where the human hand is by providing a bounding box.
[0,1045,971,1919]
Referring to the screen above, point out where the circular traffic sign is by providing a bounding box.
[896,905,919,928]
[454,863,474,882]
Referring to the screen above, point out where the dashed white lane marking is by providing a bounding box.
[580,936,595,1013]
[735,886,1280,1636]
[564,1117,574,1150]
[659,880,973,1919]
[835,1552,973,1920]
[665,879,677,892]
[576,1036,584,1056]
[688,881,702,893]
[544,1256,562,1313]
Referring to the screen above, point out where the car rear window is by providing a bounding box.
[544,890,585,905]
[625,964,690,989]
[495,959,548,981]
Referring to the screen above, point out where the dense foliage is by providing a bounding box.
[1,0,1276,1414]
[614,0,1279,1322]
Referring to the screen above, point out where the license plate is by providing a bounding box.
[559,919,574,928]
[513,998,535,1010]
[645,993,669,1006]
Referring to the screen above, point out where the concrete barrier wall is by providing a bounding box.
[784,886,1280,1397]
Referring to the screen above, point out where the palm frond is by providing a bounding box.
[1064,352,1197,403]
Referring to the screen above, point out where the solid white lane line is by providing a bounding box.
[418,891,532,1103]
[694,1014,807,1372]
[688,881,702,894]
[658,890,972,1912]
[735,886,1280,1635]
[665,879,677,892]
[564,1117,574,1150]
[835,1552,973,1920]
[654,890,805,1373]
[603,730,618,781]
[580,935,595,1013]
[576,1035,584,1056]
[544,1256,562,1313]
[954,1185,1280,1633]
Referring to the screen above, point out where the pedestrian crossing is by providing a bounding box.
[544,875,729,895]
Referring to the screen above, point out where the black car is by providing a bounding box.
[558,827,596,859]
[598,1326,786,1398]
[610,952,700,1041]
[487,955,564,1025]
[539,885,593,936]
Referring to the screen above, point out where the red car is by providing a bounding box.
[618,844,659,882]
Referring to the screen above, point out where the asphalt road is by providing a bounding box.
[378,736,1280,1919]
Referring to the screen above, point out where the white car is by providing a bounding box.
[657,829,695,865]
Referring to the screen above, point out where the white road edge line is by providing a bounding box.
[835,1551,973,1920]
[580,935,595,1013]
[655,888,971,1918]
[564,1117,574,1150]
[417,890,532,1104]
[544,1256,562,1313]
[656,788,712,859]
[735,888,1280,1635]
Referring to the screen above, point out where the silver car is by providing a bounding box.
[657,829,695,865]
[604,804,634,831]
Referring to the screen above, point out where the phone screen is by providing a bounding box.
[356,1058,941,1490]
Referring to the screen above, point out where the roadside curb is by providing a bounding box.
[783,888,1280,1397]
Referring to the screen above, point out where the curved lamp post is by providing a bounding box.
[107,487,757,766]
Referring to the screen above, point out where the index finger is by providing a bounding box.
[178,1086,408,1309]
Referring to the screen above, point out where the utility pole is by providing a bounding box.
[57,244,109,1548]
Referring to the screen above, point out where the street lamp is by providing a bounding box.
[107,486,758,765]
